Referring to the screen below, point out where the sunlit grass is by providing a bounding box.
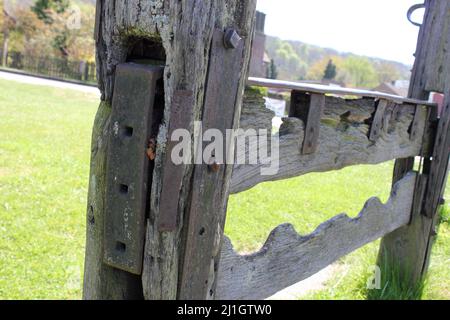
[0,79,97,299]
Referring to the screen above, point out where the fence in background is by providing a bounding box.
[0,50,96,84]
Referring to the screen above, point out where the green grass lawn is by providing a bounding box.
[0,79,448,299]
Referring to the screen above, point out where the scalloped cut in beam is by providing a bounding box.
[216,173,417,300]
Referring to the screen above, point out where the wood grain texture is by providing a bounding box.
[177,28,246,300]
[217,173,417,300]
[377,0,450,287]
[247,77,436,106]
[423,89,450,218]
[421,79,450,274]
[231,94,428,194]
[83,101,144,299]
[369,100,388,142]
[158,90,194,232]
[84,0,257,300]
[408,0,450,94]
[290,92,325,154]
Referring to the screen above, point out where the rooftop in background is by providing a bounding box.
[373,81,410,98]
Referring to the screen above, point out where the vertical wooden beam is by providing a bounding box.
[289,91,325,155]
[377,0,450,290]
[178,28,247,300]
[84,0,257,300]
[157,90,194,232]
[369,99,388,142]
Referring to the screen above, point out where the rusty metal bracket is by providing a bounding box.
[369,99,388,142]
[103,63,163,275]
[289,91,325,155]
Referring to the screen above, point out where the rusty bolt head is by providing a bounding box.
[208,157,221,173]
[224,28,241,49]
[146,138,157,161]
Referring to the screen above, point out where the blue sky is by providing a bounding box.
[256,0,424,65]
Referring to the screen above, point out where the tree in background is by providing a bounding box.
[1,0,14,66]
[14,7,52,57]
[265,36,410,87]
[323,59,337,80]
[375,61,401,84]
[274,41,307,80]
[1,0,95,63]
[338,56,379,88]
[31,0,69,24]
[267,58,278,79]
[306,56,343,81]
[31,0,71,58]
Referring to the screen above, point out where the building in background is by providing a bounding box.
[374,80,445,115]
[373,80,409,97]
[249,11,270,78]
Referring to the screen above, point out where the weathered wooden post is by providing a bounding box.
[83,0,257,300]
[378,0,450,290]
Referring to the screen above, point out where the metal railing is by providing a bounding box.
[0,50,96,84]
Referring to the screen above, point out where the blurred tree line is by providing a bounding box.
[266,35,410,88]
[1,0,95,65]
[1,1,410,89]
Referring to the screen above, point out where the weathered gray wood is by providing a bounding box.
[84,0,257,300]
[408,0,450,94]
[247,77,436,106]
[177,27,248,300]
[369,99,388,142]
[420,83,450,274]
[423,92,450,218]
[217,173,417,300]
[378,0,450,289]
[231,94,429,194]
[377,174,430,286]
[290,92,325,154]
[158,90,194,232]
[83,101,144,299]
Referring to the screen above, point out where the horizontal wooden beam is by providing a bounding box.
[216,173,417,300]
[230,93,429,194]
[247,77,437,107]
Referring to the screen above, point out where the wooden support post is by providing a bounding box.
[83,0,257,300]
[377,0,450,290]
[369,99,388,142]
[289,91,325,154]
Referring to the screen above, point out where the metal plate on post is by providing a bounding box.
[103,63,163,275]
